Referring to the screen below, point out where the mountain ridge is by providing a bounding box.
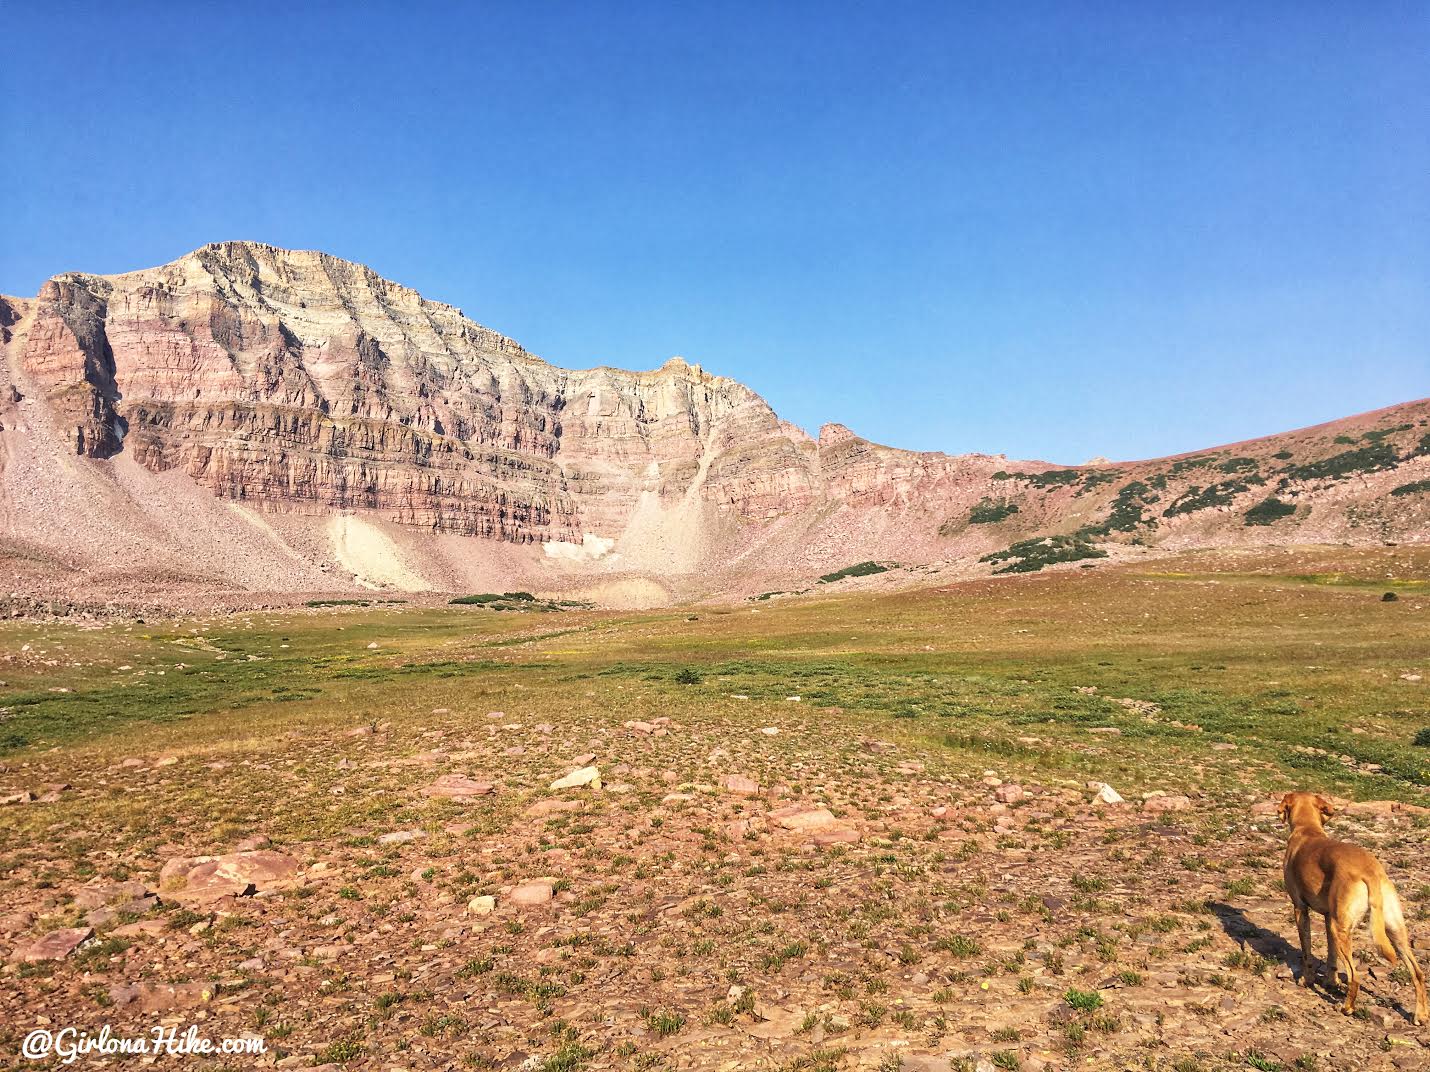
[1,242,1427,609]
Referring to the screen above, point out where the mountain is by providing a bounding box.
[1,242,1427,609]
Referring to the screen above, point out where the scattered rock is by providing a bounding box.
[378,830,425,845]
[420,774,495,800]
[769,805,838,832]
[9,927,92,962]
[526,799,581,818]
[162,851,301,905]
[508,880,555,907]
[720,774,760,796]
[108,980,211,1010]
[1092,783,1125,805]
[550,766,601,790]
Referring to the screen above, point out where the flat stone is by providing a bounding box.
[420,774,495,800]
[526,799,582,818]
[769,805,838,832]
[720,774,760,796]
[508,881,554,907]
[9,927,92,962]
[164,851,301,905]
[108,980,211,1010]
[550,766,601,790]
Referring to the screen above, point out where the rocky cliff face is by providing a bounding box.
[1,242,1427,606]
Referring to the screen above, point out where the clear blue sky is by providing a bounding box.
[2,3,1425,464]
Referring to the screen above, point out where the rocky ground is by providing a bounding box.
[4,699,1428,1071]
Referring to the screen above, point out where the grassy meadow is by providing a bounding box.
[2,546,1428,1071]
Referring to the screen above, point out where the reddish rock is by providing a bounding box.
[526,799,581,818]
[770,805,838,832]
[994,784,1026,804]
[720,774,760,796]
[9,926,92,962]
[108,981,211,1010]
[1142,794,1192,813]
[420,774,495,800]
[163,850,301,905]
[508,880,555,907]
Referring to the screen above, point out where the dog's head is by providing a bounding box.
[1279,791,1333,829]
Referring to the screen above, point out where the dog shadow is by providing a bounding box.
[1209,901,1417,1024]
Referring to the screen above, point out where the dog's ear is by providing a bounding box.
[1278,792,1294,826]
[1315,796,1334,820]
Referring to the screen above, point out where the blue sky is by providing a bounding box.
[2,2,1425,464]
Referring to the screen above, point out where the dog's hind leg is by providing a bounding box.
[1379,882,1428,1026]
[1331,878,1368,1015]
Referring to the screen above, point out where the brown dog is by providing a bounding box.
[1280,791,1427,1024]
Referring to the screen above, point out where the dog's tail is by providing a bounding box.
[1367,873,1401,965]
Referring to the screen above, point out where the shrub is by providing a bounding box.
[1391,479,1430,497]
[1413,728,1430,748]
[981,534,1107,574]
[1064,987,1103,1012]
[968,498,1020,525]
[1024,469,1082,488]
[1244,496,1296,526]
[1281,442,1398,482]
[818,561,890,584]
[674,667,702,685]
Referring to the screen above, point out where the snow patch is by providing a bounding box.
[329,515,429,590]
[543,534,617,562]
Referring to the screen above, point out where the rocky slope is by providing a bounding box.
[1,242,1427,607]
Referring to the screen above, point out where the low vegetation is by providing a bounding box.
[967,497,1020,525]
[2,547,1428,1069]
[449,592,592,611]
[817,561,891,584]
[1244,496,1298,526]
[980,533,1107,574]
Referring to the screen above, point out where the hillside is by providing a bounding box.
[1,242,1427,609]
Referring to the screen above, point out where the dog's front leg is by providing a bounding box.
[1322,915,1340,991]
[1293,905,1314,987]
